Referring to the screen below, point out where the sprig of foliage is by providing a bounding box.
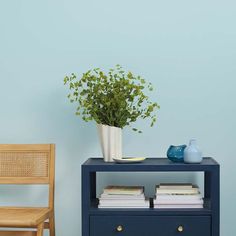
[64,65,160,132]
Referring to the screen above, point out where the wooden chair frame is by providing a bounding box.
[0,144,55,236]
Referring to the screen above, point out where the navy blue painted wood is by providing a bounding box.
[82,168,90,236]
[83,157,218,172]
[82,157,220,236]
[90,216,211,236]
[204,167,220,236]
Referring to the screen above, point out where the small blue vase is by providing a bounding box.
[167,145,187,163]
[184,139,202,163]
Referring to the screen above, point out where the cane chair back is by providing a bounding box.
[0,144,55,236]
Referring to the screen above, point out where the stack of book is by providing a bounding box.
[153,183,203,208]
[98,186,149,208]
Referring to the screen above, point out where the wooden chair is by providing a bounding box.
[0,144,55,236]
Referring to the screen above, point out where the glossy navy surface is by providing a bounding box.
[82,157,220,236]
[83,157,219,171]
[90,216,211,236]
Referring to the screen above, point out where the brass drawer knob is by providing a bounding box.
[116,225,123,232]
[177,225,184,232]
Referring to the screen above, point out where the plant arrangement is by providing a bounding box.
[64,65,160,132]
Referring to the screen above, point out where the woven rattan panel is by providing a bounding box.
[0,152,49,177]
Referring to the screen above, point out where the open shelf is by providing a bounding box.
[89,198,212,216]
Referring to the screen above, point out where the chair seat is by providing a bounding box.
[0,207,51,227]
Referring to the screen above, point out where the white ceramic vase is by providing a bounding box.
[97,124,122,162]
[184,139,203,163]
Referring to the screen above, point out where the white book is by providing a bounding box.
[154,194,202,201]
[99,203,149,207]
[103,186,144,195]
[153,199,203,205]
[99,200,149,207]
[98,205,149,209]
[100,193,145,200]
[156,188,199,195]
[159,183,195,189]
[99,199,147,205]
[154,204,203,209]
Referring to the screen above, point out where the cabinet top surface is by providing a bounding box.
[82,157,219,171]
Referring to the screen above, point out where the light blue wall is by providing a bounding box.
[0,0,235,235]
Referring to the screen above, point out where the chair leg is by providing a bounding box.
[37,223,44,236]
[49,214,55,236]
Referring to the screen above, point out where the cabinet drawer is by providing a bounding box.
[90,215,211,236]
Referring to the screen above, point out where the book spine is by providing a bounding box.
[156,189,199,194]
[154,204,203,208]
[153,199,203,205]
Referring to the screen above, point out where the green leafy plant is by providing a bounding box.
[64,65,160,132]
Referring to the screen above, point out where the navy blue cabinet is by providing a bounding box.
[90,216,211,236]
[82,158,220,236]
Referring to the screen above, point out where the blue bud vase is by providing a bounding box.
[184,139,202,163]
[167,145,187,163]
